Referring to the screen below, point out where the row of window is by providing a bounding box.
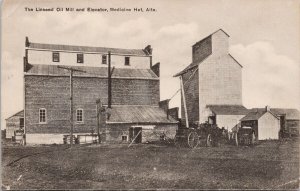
[52,52,130,65]
[39,108,83,123]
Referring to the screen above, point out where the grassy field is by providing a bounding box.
[2,138,299,190]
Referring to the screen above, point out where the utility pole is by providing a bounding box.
[180,76,189,128]
[108,51,112,108]
[57,66,86,147]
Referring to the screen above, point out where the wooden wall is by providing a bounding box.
[25,75,159,134]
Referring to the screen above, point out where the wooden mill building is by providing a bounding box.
[174,29,248,129]
[23,38,178,144]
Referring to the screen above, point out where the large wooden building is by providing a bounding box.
[174,29,247,129]
[23,38,178,144]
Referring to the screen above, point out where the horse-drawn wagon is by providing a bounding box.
[174,123,229,148]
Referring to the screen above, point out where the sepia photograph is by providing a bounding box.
[1,0,299,190]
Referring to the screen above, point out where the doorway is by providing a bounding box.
[129,127,142,143]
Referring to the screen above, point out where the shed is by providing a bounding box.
[250,108,300,137]
[205,105,249,130]
[240,107,280,140]
[5,110,24,139]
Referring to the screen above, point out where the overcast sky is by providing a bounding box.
[1,0,299,129]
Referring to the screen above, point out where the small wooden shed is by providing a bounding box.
[5,110,24,139]
[240,106,280,140]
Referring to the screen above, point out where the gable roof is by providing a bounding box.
[207,105,249,115]
[174,29,242,77]
[191,29,230,48]
[25,64,159,80]
[241,109,279,121]
[173,54,211,77]
[271,108,300,120]
[27,42,150,56]
[107,105,178,124]
[6,110,24,120]
[240,110,266,121]
[250,108,300,120]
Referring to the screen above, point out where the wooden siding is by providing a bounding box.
[258,112,280,140]
[217,115,245,130]
[181,67,199,125]
[192,36,212,63]
[28,50,150,69]
[6,116,23,138]
[199,54,242,123]
[25,75,159,134]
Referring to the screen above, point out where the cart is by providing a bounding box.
[174,123,228,148]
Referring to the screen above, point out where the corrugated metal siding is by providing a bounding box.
[107,105,178,124]
[25,64,158,79]
[29,43,148,56]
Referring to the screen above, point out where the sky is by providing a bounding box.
[1,0,300,129]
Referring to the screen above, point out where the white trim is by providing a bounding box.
[39,108,47,124]
[76,108,84,123]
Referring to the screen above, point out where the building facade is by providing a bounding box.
[241,107,280,140]
[250,108,300,137]
[174,29,245,129]
[24,38,178,144]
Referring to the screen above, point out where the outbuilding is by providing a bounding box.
[240,106,280,140]
[5,110,24,139]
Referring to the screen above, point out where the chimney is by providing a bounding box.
[144,45,152,55]
[265,105,270,112]
[25,37,30,47]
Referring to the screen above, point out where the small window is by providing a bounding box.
[125,57,130,66]
[20,118,24,128]
[122,135,128,141]
[102,55,107,64]
[53,52,60,62]
[77,53,84,63]
[39,108,46,123]
[76,109,83,122]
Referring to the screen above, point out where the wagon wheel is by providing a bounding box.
[206,134,213,147]
[188,132,199,148]
[235,133,239,146]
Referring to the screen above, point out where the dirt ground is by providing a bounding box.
[2,138,299,190]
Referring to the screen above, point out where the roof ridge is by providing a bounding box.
[192,28,230,47]
[30,42,144,52]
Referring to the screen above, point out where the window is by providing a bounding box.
[39,108,46,123]
[76,109,83,123]
[77,53,84,63]
[125,56,130,66]
[102,55,107,64]
[122,135,128,141]
[52,52,60,62]
[20,118,24,129]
